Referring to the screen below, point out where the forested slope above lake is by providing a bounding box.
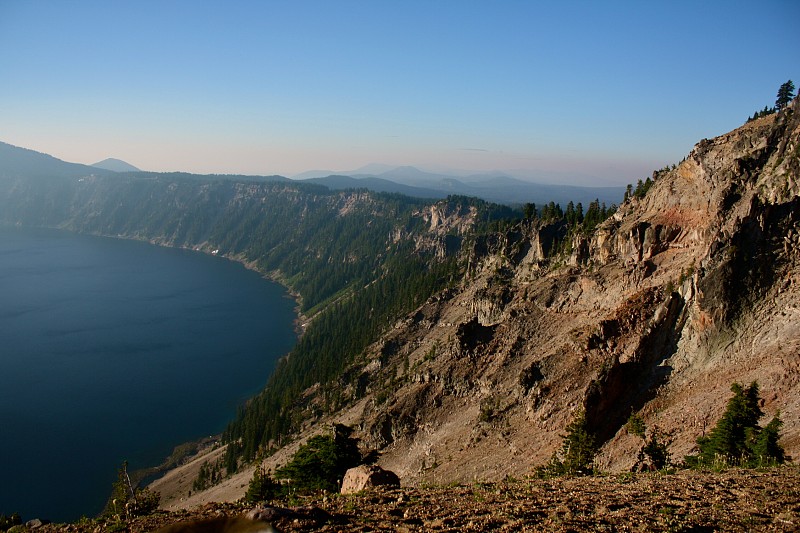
[0,144,516,468]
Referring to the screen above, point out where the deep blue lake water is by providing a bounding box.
[0,227,297,522]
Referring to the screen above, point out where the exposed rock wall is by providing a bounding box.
[309,102,800,482]
[175,102,800,504]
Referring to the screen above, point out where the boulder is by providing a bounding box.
[340,465,400,494]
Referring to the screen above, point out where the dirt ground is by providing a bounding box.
[37,466,800,532]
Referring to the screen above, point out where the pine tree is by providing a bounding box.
[565,201,576,226]
[549,410,597,475]
[690,382,785,468]
[775,80,795,111]
[523,202,536,220]
[634,179,645,198]
[696,382,761,463]
[750,415,785,466]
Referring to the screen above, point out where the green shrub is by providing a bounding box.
[245,465,281,503]
[0,513,22,532]
[626,413,646,438]
[638,430,672,470]
[479,396,501,423]
[275,424,362,493]
[104,461,161,519]
[627,412,673,470]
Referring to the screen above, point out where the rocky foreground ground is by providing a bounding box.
[33,466,800,532]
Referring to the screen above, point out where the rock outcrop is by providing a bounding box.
[340,465,401,494]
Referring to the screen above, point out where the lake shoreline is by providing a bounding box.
[0,225,299,521]
[73,231,311,510]
[54,228,312,506]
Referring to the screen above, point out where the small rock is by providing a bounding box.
[246,506,290,522]
[246,505,331,524]
[426,518,445,528]
[154,517,278,533]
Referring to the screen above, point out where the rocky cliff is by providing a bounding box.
[202,101,800,495]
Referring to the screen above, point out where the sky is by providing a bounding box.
[1,1,797,186]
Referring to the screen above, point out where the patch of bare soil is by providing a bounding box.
[38,467,799,532]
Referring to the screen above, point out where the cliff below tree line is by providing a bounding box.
[157,99,800,507]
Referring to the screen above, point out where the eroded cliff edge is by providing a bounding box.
[191,102,800,502]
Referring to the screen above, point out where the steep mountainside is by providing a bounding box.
[175,101,800,501]
[2,101,798,510]
[0,141,114,179]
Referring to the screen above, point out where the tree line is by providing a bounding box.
[746,80,795,122]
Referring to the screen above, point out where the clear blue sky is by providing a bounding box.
[1,0,797,185]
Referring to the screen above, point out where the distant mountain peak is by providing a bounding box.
[391,165,424,173]
[91,158,140,172]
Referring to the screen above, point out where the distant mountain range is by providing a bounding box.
[0,142,289,185]
[295,165,626,207]
[0,141,625,207]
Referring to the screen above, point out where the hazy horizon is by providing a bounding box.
[1,1,797,186]
[0,138,634,188]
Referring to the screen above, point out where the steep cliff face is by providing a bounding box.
[244,102,800,488]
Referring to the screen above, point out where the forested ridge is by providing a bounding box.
[0,162,515,468]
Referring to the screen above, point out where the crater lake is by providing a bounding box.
[0,227,297,522]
